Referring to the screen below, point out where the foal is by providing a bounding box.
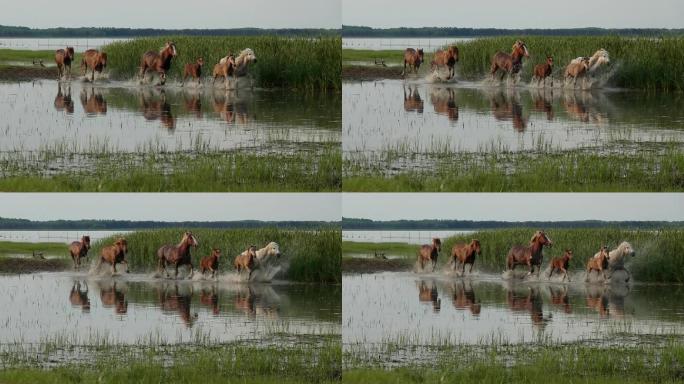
[533,56,553,87]
[586,245,610,281]
[548,249,573,282]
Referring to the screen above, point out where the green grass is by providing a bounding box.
[0,241,67,257]
[342,49,404,64]
[0,48,57,64]
[104,36,341,91]
[92,227,341,283]
[342,241,417,258]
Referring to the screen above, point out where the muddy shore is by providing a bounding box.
[0,257,69,274]
[342,257,412,273]
[0,65,55,81]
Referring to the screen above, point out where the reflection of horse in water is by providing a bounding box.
[97,280,128,315]
[69,281,90,312]
[199,285,220,315]
[80,87,107,116]
[562,91,609,125]
[182,89,203,119]
[54,83,74,114]
[139,89,176,129]
[506,284,547,328]
[158,282,196,327]
[488,90,527,132]
[448,280,480,315]
[403,86,424,114]
[233,285,280,320]
[417,280,441,313]
[211,90,251,125]
[531,88,554,121]
[585,284,628,319]
[430,87,458,122]
[548,285,571,314]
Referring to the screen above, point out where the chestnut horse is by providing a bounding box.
[490,40,529,81]
[402,48,424,75]
[68,235,91,270]
[234,245,258,280]
[200,248,221,278]
[212,55,236,85]
[451,239,481,274]
[181,57,204,86]
[533,56,553,87]
[431,46,459,79]
[547,249,573,282]
[586,245,610,281]
[139,41,177,84]
[55,47,75,79]
[97,238,129,274]
[593,241,635,282]
[417,238,441,271]
[506,230,553,276]
[565,57,590,86]
[157,231,198,279]
[80,49,107,82]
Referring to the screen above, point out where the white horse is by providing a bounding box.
[592,241,635,282]
[571,49,610,73]
[219,48,257,84]
[255,241,281,267]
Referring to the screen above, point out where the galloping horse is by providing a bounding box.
[68,235,91,270]
[572,49,610,73]
[199,248,221,278]
[157,231,198,279]
[254,242,281,266]
[402,48,424,75]
[565,57,590,86]
[139,41,177,85]
[586,245,610,281]
[81,49,107,82]
[506,230,553,276]
[417,238,441,271]
[533,56,553,87]
[55,47,75,80]
[230,48,257,79]
[97,238,129,274]
[451,239,481,275]
[212,54,236,85]
[181,57,204,86]
[593,241,635,282]
[234,245,258,280]
[547,249,573,282]
[490,40,529,81]
[431,46,459,79]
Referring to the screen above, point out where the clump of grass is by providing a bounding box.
[0,241,67,258]
[92,228,341,283]
[104,36,341,91]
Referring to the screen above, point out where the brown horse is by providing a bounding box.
[506,230,553,276]
[402,48,424,75]
[54,83,74,114]
[55,47,75,79]
[181,57,204,86]
[403,86,424,113]
[139,41,177,85]
[97,238,129,274]
[417,238,441,271]
[451,239,481,275]
[200,248,221,278]
[548,249,573,282]
[80,87,107,116]
[533,56,553,87]
[234,245,258,280]
[69,281,90,312]
[212,55,236,85]
[68,235,91,270]
[565,57,590,86]
[157,231,199,279]
[586,245,610,281]
[431,46,459,79]
[490,40,529,80]
[80,49,107,82]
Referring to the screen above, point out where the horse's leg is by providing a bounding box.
[248,267,253,281]
[112,262,117,274]
[187,263,194,279]
[122,260,129,273]
[561,267,568,282]
[469,262,474,274]
[175,263,179,279]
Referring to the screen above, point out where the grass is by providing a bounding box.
[342,241,416,258]
[0,240,67,257]
[92,227,341,283]
[104,36,341,91]
[0,48,56,64]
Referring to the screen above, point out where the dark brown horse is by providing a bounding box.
[431,46,459,79]
[200,248,221,278]
[490,40,529,80]
[548,249,573,281]
[451,239,481,275]
[506,230,553,276]
[80,87,107,116]
[533,56,553,87]
[157,231,199,279]
[403,86,424,113]
[54,83,74,114]
[54,47,75,79]
[417,238,441,270]
[139,41,177,85]
[403,48,424,75]
[97,238,129,274]
[68,235,91,270]
[80,49,107,82]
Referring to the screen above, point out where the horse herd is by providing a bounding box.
[68,232,281,281]
[416,230,636,283]
[53,41,257,86]
[402,40,610,85]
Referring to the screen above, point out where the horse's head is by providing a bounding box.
[546,56,553,66]
[532,230,553,247]
[417,48,424,60]
[563,249,573,260]
[248,245,258,259]
[471,239,481,254]
[238,48,257,66]
[99,52,108,68]
[66,47,75,60]
[269,242,281,259]
[212,248,221,259]
[196,57,204,67]
[513,40,529,58]
[184,231,199,247]
[432,238,442,252]
[619,242,635,258]
[82,235,91,249]
[448,45,459,62]
[115,238,128,254]
[599,245,610,261]
[164,41,178,57]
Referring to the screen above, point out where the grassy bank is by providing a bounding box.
[0,241,66,257]
[104,36,341,90]
[342,241,416,258]
[92,228,341,283]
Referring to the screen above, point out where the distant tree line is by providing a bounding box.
[0,217,339,230]
[0,25,340,38]
[342,25,684,37]
[342,218,684,230]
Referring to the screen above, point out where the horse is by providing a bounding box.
[68,235,91,270]
[80,87,107,116]
[533,56,553,87]
[547,249,573,282]
[54,83,74,114]
[572,49,610,73]
[254,242,281,267]
[402,48,424,75]
[430,87,458,121]
[199,248,221,279]
[139,41,177,85]
[586,245,610,281]
[69,281,90,312]
[157,231,198,279]
[565,57,590,86]
[80,49,107,82]
[451,239,481,275]
[593,241,635,282]
[229,48,257,79]
[403,86,424,113]
[506,230,553,276]
[431,45,459,79]
[490,40,529,81]
[212,55,236,86]
[417,280,441,313]
[234,245,258,280]
[181,57,204,86]
[54,47,75,80]
[417,238,441,271]
[97,238,129,274]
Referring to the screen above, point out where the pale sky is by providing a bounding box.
[0,0,341,29]
[0,194,340,222]
[343,0,683,29]
[343,193,684,222]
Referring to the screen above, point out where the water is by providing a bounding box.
[343,37,475,52]
[343,230,474,244]
[0,272,340,344]
[0,38,129,52]
[343,272,684,348]
[0,230,129,244]
[0,80,340,154]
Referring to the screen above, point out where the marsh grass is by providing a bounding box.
[0,241,67,257]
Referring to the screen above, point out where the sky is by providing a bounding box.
[0,194,340,222]
[343,193,684,222]
[343,0,683,29]
[0,0,341,29]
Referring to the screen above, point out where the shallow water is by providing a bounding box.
[343,272,684,347]
[0,272,340,344]
[343,230,475,244]
[343,80,684,156]
[0,80,340,154]
[342,37,475,52]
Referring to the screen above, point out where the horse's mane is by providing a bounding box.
[235,48,255,67]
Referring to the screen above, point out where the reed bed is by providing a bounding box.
[103,36,341,90]
[92,227,341,283]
